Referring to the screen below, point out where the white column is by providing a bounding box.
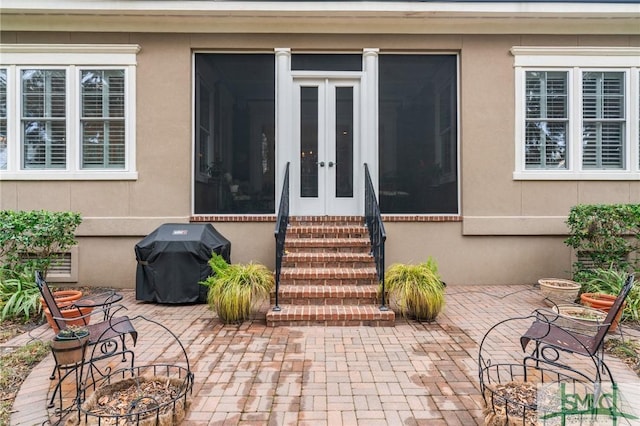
[274,48,291,211]
[362,48,379,199]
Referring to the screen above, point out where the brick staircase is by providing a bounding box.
[266,216,395,326]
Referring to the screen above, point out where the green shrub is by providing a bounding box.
[565,204,640,282]
[0,210,81,321]
[0,210,82,278]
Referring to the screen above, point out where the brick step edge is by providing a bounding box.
[275,284,378,295]
[266,319,395,327]
[282,261,375,269]
[266,305,395,326]
[280,267,377,279]
[285,238,370,247]
[272,285,379,304]
[284,252,373,261]
[290,216,363,224]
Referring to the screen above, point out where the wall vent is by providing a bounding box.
[20,246,79,283]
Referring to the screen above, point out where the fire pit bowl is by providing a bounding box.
[70,364,193,426]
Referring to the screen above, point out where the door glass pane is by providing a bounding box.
[300,87,318,198]
[336,87,353,198]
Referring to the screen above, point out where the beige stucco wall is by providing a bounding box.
[1,31,639,287]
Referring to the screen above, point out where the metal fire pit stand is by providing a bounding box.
[478,315,610,425]
[69,315,194,426]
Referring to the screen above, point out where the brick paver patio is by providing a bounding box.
[5,284,640,425]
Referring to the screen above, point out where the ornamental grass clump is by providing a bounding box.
[201,253,274,324]
[385,257,446,322]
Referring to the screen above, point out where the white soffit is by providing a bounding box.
[1,1,639,35]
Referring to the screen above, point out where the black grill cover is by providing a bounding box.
[135,223,231,304]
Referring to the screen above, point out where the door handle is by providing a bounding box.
[318,161,325,167]
[328,161,335,167]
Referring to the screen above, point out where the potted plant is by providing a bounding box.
[384,257,446,322]
[50,325,90,365]
[200,253,274,324]
[579,267,634,332]
[43,299,95,333]
[551,304,607,334]
[538,278,581,307]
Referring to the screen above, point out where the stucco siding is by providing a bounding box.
[1,30,639,287]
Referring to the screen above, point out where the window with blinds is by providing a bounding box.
[582,72,625,169]
[0,44,138,179]
[513,47,640,180]
[21,69,67,169]
[80,70,126,169]
[525,71,568,169]
[0,69,6,170]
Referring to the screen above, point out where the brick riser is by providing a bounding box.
[266,216,395,327]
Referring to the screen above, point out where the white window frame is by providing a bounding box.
[512,46,640,180]
[0,44,139,180]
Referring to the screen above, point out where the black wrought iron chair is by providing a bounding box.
[36,271,138,412]
[520,274,635,384]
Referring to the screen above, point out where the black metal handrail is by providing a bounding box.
[364,163,388,310]
[273,162,290,311]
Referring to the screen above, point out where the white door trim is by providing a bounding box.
[275,48,379,216]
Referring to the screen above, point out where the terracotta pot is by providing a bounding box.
[50,335,89,365]
[580,293,624,332]
[40,289,83,309]
[43,300,94,333]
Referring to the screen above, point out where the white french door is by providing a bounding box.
[291,77,361,215]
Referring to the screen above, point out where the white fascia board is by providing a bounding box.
[511,47,640,68]
[1,0,638,16]
[0,44,141,66]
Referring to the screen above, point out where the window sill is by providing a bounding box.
[0,171,138,180]
[513,171,640,181]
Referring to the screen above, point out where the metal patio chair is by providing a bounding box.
[520,274,635,384]
[35,271,138,412]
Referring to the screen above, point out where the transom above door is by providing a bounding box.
[291,77,361,216]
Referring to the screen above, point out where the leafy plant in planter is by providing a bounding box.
[384,257,446,322]
[565,204,640,282]
[581,267,639,322]
[56,325,89,340]
[51,325,90,365]
[201,253,274,324]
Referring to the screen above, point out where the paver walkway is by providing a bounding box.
[5,284,640,425]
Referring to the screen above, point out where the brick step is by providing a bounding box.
[282,252,374,268]
[266,305,395,327]
[280,267,377,286]
[272,285,379,305]
[285,238,371,253]
[287,224,368,239]
[289,216,363,227]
